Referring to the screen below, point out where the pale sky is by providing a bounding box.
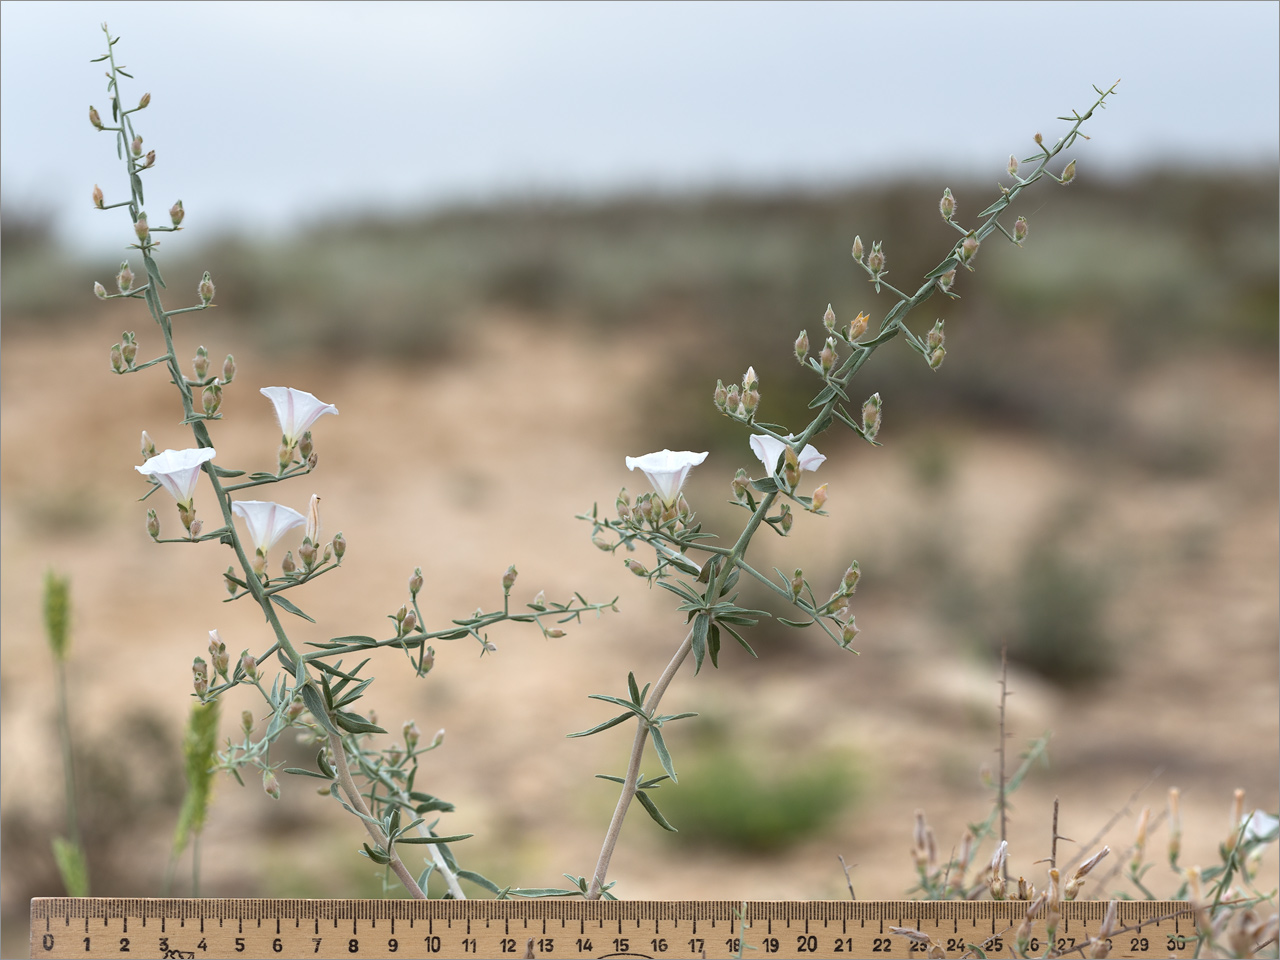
[2,0,1277,256]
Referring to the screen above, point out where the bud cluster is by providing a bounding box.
[713,366,762,420]
[110,331,141,373]
[861,392,883,441]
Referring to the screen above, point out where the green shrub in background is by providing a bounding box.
[660,748,857,854]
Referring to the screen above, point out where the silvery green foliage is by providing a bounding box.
[92,23,614,900]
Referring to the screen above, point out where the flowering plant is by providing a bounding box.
[88,21,1144,907]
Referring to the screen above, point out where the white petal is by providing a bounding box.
[260,386,339,445]
[231,500,306,552]
[749,435,825,474]
[625,449,708,505]
[1244,810,1280,842]
[135,447,217,504]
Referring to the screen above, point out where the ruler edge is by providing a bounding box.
[31,897,1194,923]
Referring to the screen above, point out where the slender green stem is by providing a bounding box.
[54,660,81,846]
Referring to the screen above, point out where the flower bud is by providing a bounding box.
[146,509,160,540]
[862,392,882,440]
[281,551,297,576]
[93,184,105,209]
[1167,787,1182,867]
[959,236,979,265]
[545,627,566,638]
[937,269,956,294]
[137,92,151,110]
[298,539,317,570]
[322,543,333,563]
[1034,132,1043,145]
[130,135,143,157]
[298,431,314,461]
[742,365,758,391]
[777,503,793,535]
[847,312,868,341]
[251,550,266,579]
[742,388,759,416]
[241,709,254,735]
[201,383,221,416]
[866,241,886,277]
[789,569,804,600]
[1064,846,1109,901]
[1014,216,1028,244]
[624,559,649,578]
[502,564,518,592]
[851,235,864,262]
[192,657,209,696]
[939,187,956,220]
[188,518,203,539]
[403,720,420,749]
[393,604,407,625]
[794,330,809,363]
[117,261,134,293]
[121,332,138,366]
[1007,154,1019,178]
[262,769,280,801]
[732,468,749,503]
[1060,159,1076,185]
[676,493,691,520]
[332,532,346,559]
[89,106,103,130]
[810,483,828,513]
[240,651,258,679]
[820,337,837,376]
[306,451,318,470]
[143,150,155,169]
[169,200,184,227]
[192,345,209,380]
[94,281,108,300]
[841,618,859,648]
[284,697,305,722]
[616,492,633,522]
[409,567,424,597]
[1130,806,1150,873]
[927,320,945,352]
[198,271,215,304]
[110,343,125,373]
[532,590,546,609]
[782,447,800,491]
[277,439,294,473]
[823,304,836,333]
[713,379,728,411]
[401,610,418,636]
[842,561,861,594]
[133,213,149,243]
[929,347,946,370]
[224,566,238,597]
[220,354,235,383]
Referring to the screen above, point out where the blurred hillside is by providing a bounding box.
[6,171,1276,433]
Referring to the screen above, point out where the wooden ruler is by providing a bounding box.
[30,898,1199,959]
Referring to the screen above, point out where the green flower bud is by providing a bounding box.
[198,271,215,305]
[939,187,956,221]
[1060,159,1076,185]
[794,330,809,363]
[133,213,149,242]
[169,199,184,227]
[1014,216,1028,244]
[409,567,424,597]
[851,235,864,262]
[89,106,103,130]
[332,532,346,559]
[262,769,280,800]
[146,509,160,540]
[502,564,517,592]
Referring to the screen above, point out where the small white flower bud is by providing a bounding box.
[794,330,809,363]
[201,383,221,416]
[1060,159,1076,185]
[92,184,105,209]
[790,569,804,600]
[713,379,728,411]
[281,551,297,576]
[742,365,758,390]
[732,468,749,503]
[841,618,859,648]
[133,213,149,242]
[401,609,418,636]
[777,503,793,535]
[120,332,137,366]
[298,431,314,461]
[624,559,649,578]
[188,518,203,539]
[1007,154,1019,178]
[169,200,184,226]
[851,235,864,261]
[138,92,151,110]
[809,483,828,512]
[110,343,125,373]
[241,710,254,734]
[220,354,235,383]
[89,106,103,130]
[143,150,155,169]
[94,281,108,300]
[409,567,424,597]
[198,271,215,305]
[240,652,258,679]
[192,345,209,381]
[332,532,346,559]
[1014,216,1028,244]
[192,657,209,696]
[146,509,160,540]
[262,769,281,800]
[403,720,420,749]
[116,261,134,293]
[130,135,143,157]
[866,241,886,277]
[823,304,836,332]
[959,236,979,265]
[862,393,882,440]
[820,337,837,376]
[939,187,956,220]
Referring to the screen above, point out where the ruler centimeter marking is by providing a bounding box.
[31,899,1198,959]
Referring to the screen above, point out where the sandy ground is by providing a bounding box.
[2,307,1277,950]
